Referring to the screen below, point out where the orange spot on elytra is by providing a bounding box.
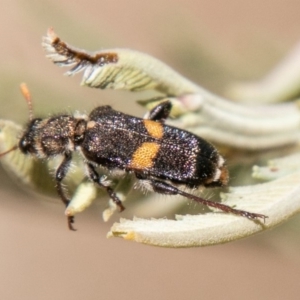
[129,142,160,170]
[143,120,163,139]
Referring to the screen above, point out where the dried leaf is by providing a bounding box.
[42,28,199,95]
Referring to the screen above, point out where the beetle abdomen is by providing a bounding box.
[81,106,227,187]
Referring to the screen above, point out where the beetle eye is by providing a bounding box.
[19,137,30,154]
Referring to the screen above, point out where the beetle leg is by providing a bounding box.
[86,163,125,211]
[142,178,267,222]
[55,152,76,230]
[147,100,172,122]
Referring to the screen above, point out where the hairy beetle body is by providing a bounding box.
[81,105,228,189]
[2,98,266,230]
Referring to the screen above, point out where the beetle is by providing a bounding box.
[0,84,267,230]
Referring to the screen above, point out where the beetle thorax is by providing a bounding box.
[19,115,87,158]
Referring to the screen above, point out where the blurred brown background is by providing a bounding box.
[0,1,300,299]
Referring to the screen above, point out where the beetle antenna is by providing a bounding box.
[0,145,18,157]
[0,83,31,158]
[20,83,34,121]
